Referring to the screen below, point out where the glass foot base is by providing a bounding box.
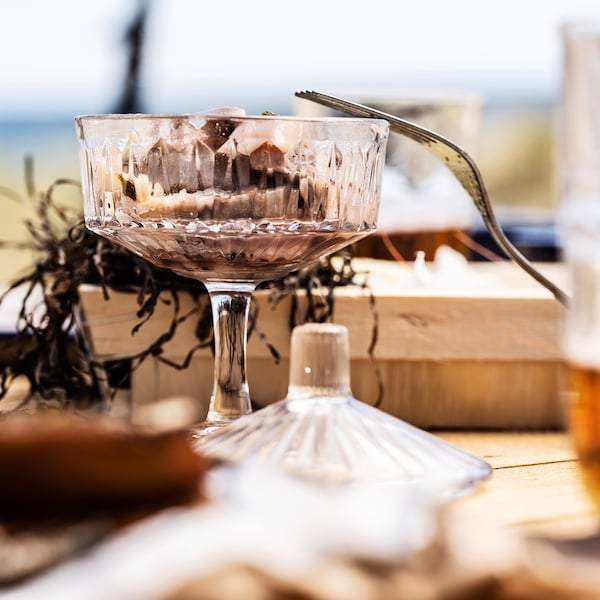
[193,414,248,438]
[195,397,492,496]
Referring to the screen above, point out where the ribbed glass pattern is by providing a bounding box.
[76,115,388,282]
[198,396,491,493]
[199,322,490,496]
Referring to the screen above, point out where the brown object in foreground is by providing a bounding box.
[0,414,205,520]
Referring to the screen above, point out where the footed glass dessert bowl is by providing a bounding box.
[76,111,389,433]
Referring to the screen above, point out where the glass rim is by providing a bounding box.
[74,113,390,127]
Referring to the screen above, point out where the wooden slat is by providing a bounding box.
[333,293,562,361]
[440,432,598,538]
[78,284,202,360]
[131,357,565,428]
[355,259,570,294]
[356,361,564,429]
[438,432,575,469]
[79,261,566,428]
[461,462,592,530]
[79,261,565,362]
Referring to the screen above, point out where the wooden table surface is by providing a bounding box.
[0,378,595,539]
[440,431,598,537]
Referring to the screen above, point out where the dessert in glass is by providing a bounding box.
[75,110,389,434]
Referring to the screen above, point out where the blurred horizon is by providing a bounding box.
[2,0,600,118]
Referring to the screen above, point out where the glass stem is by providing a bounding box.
[205,283,255,424]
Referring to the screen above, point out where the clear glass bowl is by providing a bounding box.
[75,113,389,431]
[76,114,388,282]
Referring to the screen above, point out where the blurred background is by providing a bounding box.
[1,0,599,279]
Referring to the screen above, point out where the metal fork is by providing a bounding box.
[295,90,568,306]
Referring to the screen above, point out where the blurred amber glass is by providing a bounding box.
[561,22,600,509]
[563,252,600,511]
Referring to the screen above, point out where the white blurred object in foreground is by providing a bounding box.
[0,465,438,600]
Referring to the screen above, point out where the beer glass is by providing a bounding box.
[561,22,600,508]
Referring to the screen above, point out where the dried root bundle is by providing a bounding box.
[0,161,381,408]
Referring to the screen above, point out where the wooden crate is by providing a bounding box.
[79,260,568,429]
